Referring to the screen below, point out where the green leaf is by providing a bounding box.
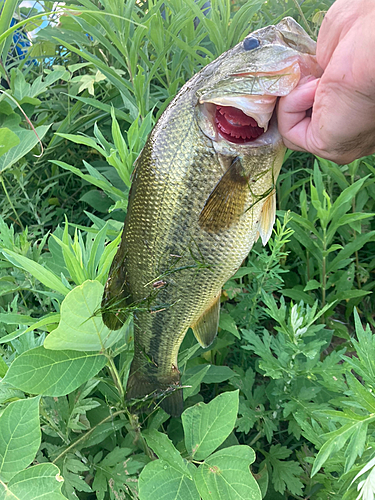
[328,231,375,274]
[202,365,237,384]
[219,312,240,338]
[263,444,303,495]
[303,279,321,292]
[0,128,20,158]
[0,314,60,344]
[44,280,126,351]
[143,429,191,478]
[0,313,36,325]
[194,445,261,500]
[182,390,239,460]
[1,249,69,296]
[139,461,199,500]
[0,125,50,174]
[50,160,125,200]
[3,347,106,396]
[182,365,211,399]
[281,288,316,306]
[0,463,66,499]
[0,397,41,482]
[0,356,8,378]
[311,413,375,477]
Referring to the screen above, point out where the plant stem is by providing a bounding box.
[0,175,24,230]
[105,353,125,400]
[52,409,128,464]
[322,228,326,308]
[291,0,314,37]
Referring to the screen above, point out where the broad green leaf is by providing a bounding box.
[0,463,66,499]
[143,429,191,478]
[182,365,210,399]
[139,461,199,500]
[1,249,69,296]
[202,365,237,384]
[182,390,239,460]
[0,128,19,158]
[194,446,261,500]
[4,347,106,396]
[0,397,41,482]
[0,126,50,173]
[44,280,126,351]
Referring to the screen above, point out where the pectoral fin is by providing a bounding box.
[259,190,276,245]
[199,157,249,233]
[191,291,221,348]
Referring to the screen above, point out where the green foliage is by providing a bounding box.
[139,392,260,500]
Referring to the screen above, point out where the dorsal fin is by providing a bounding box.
[191,291,221,348]
[199,157,249,233]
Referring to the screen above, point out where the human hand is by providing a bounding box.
[278,0,375,164]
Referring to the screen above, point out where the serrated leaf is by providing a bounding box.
[194,445,261,500]
[4,347,106,396]
[311,419,375,477]
[271,460,303,496]
[143,429,190,478]
[0,397,41,482]
[0,463,66,499]
[44,280,126,351]
[182,390,239,460]
[139,461,199,500]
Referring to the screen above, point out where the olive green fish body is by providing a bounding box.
[102,18,321,416]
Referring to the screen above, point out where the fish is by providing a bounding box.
[101,17,321,417]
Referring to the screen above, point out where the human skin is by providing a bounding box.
[278,0,375,164]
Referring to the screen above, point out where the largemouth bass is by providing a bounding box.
[102,17,321,416]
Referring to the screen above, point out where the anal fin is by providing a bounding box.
[191,291,221,348]
[259,190,276,246]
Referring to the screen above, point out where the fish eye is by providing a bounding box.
[243,37,260,51]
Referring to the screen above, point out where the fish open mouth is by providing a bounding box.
[197,95,279,146]
[214,105,265,144]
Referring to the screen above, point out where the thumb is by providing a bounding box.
[278,77,320,151]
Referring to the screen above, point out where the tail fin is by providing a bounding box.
[126,364,183,417]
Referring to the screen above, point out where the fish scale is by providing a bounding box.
[102,17,321,416]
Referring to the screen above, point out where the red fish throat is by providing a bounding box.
[215,105,264,144]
